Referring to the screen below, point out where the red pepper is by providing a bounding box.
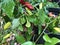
[19,0,34,10]
[20,0,25,5]
[24,2,34,10]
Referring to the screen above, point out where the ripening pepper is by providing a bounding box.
[48,12,56,17]
[4,22,11,30]
[24,2,34,10]
[19,0,34,10]
[20,0,25,5]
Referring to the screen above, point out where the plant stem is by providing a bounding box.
[35,18,56,43]
[35,23,49,43]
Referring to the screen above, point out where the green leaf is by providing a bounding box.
[12,18,20,29]
[25,20,31,28]
[43,34,51,43]
[51,37,60,45]
[44,37,60,45]
[27,27,32,34]
[20,17,26,24]
[2,0,15,18]
[52,19,57,27]
[37,9,48,25]
[21,41,35,45]
[0,3,2,8]
[44,42,54,45]
[28,16,38,25]
[18,25,23,31]
[18,6,24,14]
[25,32,32,41]
[46,2,59,8]
[28,16,34,23]
[15,34,26,44]
[38,25,42,34]
[0,34,2,42]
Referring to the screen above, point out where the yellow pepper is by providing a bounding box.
[3,33,11,39]
[4,22,11,30]
[39,3,43,9]
[54,27,60,32]
[25,7,33,15]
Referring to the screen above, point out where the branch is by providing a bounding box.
[35,17,58,43]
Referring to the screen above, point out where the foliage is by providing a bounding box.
[0,0,60,45]
[43,34,60,45]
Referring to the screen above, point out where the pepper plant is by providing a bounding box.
[0,0,60,45]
